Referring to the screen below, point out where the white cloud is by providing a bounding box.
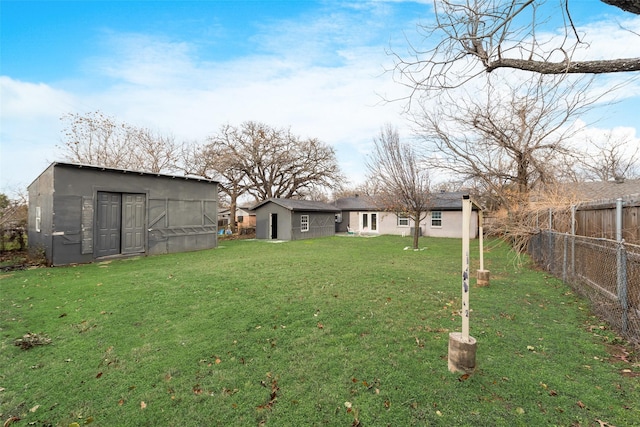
[0,76,76,118]
[2,2,639,198]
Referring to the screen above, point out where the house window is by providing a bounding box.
[335,212,342,223]
[237,215,244,223]
[301,215,309,232]
[397,214,409,227]
[35,206,41,232]
[431,211,442,227]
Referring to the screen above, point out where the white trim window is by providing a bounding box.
[301,215,309,232]
[397,214,410,227]
[431,211,442,228]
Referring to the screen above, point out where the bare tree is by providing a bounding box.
[215,121,343,202]
[58,111,180,173]
[365,124,431,249]
[130,128,181,173]
[576,131,640,181]
[392,0,640,98]
[181,121,343,231]
[415,74,598,213]
[0,192,28,252]
[180,129,252,232]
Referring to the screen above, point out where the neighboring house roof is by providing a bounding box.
[549,179,640,209]
[218,207,256,215]
[333,195,377,211]
[565,179,640,203]
[251,198,341,212]
[333,192,481,211]
[431,191,481,211]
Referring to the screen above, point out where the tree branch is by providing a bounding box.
[487,57,640,73]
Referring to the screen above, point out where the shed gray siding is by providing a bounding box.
[291,211,335,240]
[255,203,292,240]
[253,198,339,241]
[27,166,54,261]
[28,163,218,266]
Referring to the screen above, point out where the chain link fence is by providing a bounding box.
[529,231,640,344]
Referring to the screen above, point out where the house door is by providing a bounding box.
[96,192,146,257]
[361,213,377,232]
[270,213,278,239]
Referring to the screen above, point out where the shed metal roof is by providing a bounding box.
[251,198,341,212]
[29,162,218,187]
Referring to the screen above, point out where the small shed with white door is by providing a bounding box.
[252,198,339,241]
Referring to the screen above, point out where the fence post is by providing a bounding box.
[616,198,628,333]
[617,241,628,333]
[548,210,555,272]
[562,233,568,283]
[571,205,576,278]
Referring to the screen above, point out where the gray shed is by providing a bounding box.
[28,162,218,266]
[252,198,340,241]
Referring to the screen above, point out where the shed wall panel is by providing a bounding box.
[291,211,335,240]
[27,165,55,262]
[28,163,218,265]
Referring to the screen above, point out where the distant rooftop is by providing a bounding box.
[251,198,340,212]
[333,191,480,211]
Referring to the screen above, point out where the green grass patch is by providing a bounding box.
[1,236,638,426]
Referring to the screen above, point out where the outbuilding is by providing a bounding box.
[252,198,340,241]
[28,162,218,266]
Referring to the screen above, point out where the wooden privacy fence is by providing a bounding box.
[530,195,640,245]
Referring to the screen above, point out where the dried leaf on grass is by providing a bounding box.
[13,332,51,350]
[257,376,279,410]
[3,416,20,427]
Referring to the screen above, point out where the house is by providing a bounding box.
[27,162,218,266]
[218,206,256,233]
[252,198,340,240]
[333,192,480,238]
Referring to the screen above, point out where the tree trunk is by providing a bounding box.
[412,212,421,250]
[229,194,238,234]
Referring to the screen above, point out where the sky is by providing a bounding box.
[2,0,640,199]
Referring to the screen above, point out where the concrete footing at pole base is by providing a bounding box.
[448,332,477,373]
[476,269,490,287]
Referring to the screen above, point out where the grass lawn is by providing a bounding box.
[1,235,638,426]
